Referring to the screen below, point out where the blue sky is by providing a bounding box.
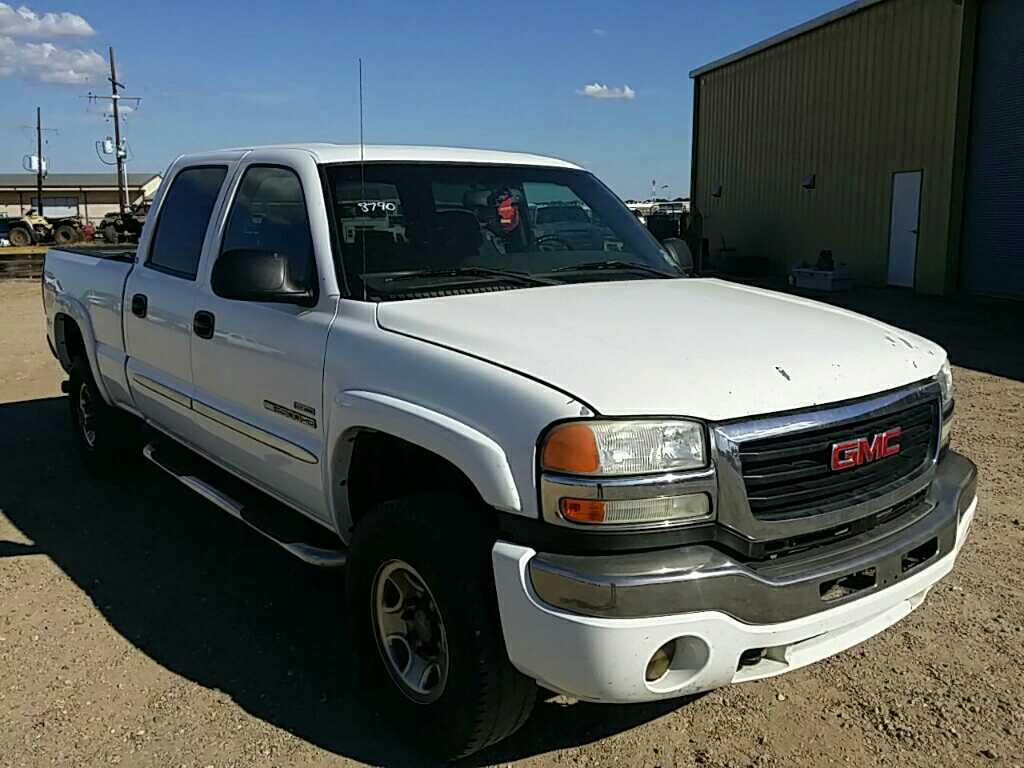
[1,0,847,199]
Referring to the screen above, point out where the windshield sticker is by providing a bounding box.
[356,201,398,213]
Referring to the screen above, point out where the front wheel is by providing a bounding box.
[8,225,32,247]
[347,494,536,760]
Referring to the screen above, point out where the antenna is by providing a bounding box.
[359,57,367,299]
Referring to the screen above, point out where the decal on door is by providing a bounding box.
[263,399,317,429]
[292,401,317,417]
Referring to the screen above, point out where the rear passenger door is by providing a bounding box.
[189,153,339,521]
[124,163,233,443]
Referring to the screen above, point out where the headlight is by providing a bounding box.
[937,359,953,410]
[541,419,706,476]
[937,359,954,448]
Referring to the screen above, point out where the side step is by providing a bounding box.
[143,440,348,568]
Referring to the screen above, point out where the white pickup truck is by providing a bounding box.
[42,144,976,760]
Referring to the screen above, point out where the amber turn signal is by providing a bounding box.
[559,498,606,523]
[541,423,600,474]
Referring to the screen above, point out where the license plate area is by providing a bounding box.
[819,567,877,602]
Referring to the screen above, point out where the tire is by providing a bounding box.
[8,225,32,247]
[68,357,137,474]
[102,224,119,244]
[347,494,536,760]
[54,223,79,245]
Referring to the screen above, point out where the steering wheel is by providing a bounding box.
[534,234,575,252]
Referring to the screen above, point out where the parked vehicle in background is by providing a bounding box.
[41,143,976,760]
[7,209,84,247]
[98,201,150,244]
[530,203,620,251]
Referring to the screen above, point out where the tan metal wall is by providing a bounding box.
[692,0,967,293]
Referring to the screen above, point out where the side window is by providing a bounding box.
[147,166,227,279]
[217,165,315,293]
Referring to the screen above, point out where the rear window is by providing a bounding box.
[147,166,227,279]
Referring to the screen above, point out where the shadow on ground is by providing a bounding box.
[0,396,685,766]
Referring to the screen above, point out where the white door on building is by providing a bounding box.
[886,171,922,288]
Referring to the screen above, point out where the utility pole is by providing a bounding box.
[88,47,141,215]
[109,47,126,214]
[36,107,44,218]
[20,108,56,216]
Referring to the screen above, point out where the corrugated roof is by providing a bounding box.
[0,172,161,188]
[689,0,888,78]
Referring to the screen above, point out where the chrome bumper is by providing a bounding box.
[529,451,976,623]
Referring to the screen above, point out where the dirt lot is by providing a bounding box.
[1,278,1022,767]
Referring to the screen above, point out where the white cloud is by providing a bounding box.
[0,4,103,85]
[0,3,94,37]
[592,28,607,37]
[89,102,135,119]
[577,82,635,100]
[0,36,106,83]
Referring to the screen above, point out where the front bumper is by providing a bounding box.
[492,451,976,703]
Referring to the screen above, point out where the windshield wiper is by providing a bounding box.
[364,266,557,287]
[549,259,679,278]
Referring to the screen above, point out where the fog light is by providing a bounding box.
[645,641,676,682]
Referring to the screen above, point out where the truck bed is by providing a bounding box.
[53,245,137,263]
[43,246,138,403]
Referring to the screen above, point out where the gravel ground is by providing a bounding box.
[1,278,1021,767]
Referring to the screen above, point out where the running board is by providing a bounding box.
[143,441,348,568]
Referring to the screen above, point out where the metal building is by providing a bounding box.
[689,0,1023,297]
[0,173,162,224]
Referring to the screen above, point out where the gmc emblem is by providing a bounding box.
[830,427,902,471]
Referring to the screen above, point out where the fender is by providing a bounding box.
[328,389,522,535]
[51,294,115,407]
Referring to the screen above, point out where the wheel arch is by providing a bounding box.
[328,390,522,539]
[52,306,113,405]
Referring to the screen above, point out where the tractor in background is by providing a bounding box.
[98,201,150,244]
[5,210,85,247]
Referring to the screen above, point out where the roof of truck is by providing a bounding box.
[204,143,583,170]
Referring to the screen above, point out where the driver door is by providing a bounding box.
[189,153,339,521]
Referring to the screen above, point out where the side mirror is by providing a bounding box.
[212,249,315,305]
[662,238,695,275]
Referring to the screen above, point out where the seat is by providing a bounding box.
[434,210,484,267]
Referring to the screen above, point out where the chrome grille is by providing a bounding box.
[737,400,938,521]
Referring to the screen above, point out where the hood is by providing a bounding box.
[376,279,945,421]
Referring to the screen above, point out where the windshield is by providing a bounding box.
[323,163,681,300]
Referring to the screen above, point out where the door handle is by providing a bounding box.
[193,310,215,339]
[131,293,147,318]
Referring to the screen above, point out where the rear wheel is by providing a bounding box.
[102,224,119,244]
[347,494,536,760]
[53,223,79,246]
[8,225,32,247]
[68,357,138,474]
